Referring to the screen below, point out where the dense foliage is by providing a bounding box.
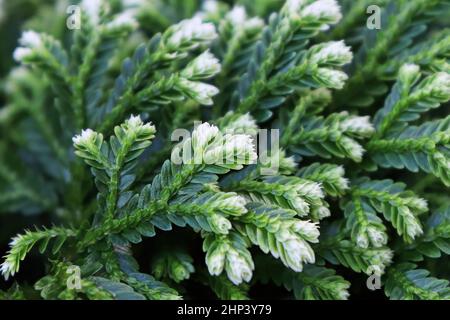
[0,0,449,300]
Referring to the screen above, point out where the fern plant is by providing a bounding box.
[0,0,449,300]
